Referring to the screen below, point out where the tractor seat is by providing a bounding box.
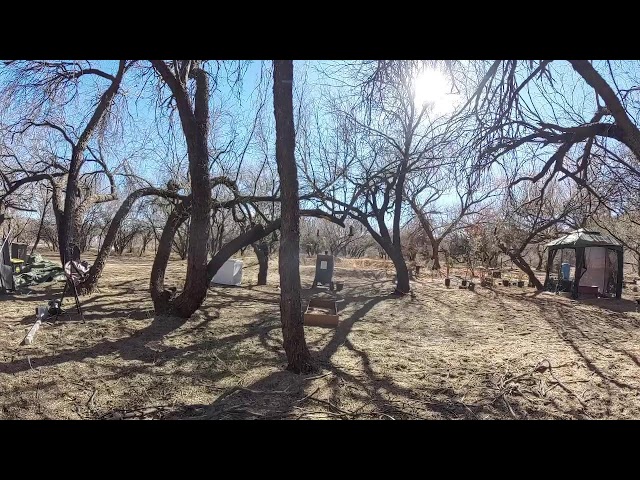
[10,258,24,274]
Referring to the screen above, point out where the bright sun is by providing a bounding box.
[413,68,458,115]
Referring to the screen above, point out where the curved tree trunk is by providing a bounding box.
[150,64,212,319]
[78,187,179,294]
[206,223,278,282]
[273,60,313,374]
[205,212,341,286]
[509,252,543,290]
[252,243,269,285]
[387,246,411,294]
[151,203,190,314]
[30,195,51,258]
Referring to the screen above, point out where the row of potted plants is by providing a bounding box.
[444,277,526,288]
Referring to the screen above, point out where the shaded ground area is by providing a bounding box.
[1,252,640,419]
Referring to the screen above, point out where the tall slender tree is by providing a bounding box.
[273,60,313,373]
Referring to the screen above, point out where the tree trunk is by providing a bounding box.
[392,252,411,294]
[273,60,313,374]
[252,243,268,285]
[509,251,543,290]
[78,187,177,294]
[206,222,278,282]
[431,239,441,270]
[58,166,80,264]
[151,203,190,314]
[411,200,441,273]
[140,235,151,256]
[535,246,545,271]
[361,216,410,294]
[30,196,51,257]
[383,240,410,294]
[57,62,126,264]
[157,66,212,319]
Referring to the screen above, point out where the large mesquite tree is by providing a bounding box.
[147,60,214,317]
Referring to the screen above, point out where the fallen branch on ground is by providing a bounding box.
[490,359,589,417]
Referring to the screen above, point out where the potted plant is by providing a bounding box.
[468,281,475,291]
[517,274,525,288]
[462,279,468,287]
[502,278,510,287]
[444,278,451,288]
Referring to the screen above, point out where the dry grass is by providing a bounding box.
[1,250,640,420]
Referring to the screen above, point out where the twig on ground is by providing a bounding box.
[100,405,170,420]
[211,352,243,378]
[86,388,97,414]
[296,387,321,404]
[292,408,348,420]
[303,372,332,381]
[307,396,352,417]
[491,358,589,415]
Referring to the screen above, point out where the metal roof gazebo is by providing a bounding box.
[543,229,623,299]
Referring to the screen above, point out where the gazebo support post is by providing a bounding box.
[544,248,557,289]
[572,247,585,299]
[616,248,624,299]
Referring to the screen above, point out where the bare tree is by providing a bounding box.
[493,181,580,289]
[409,163,495,270]
[147,60,216,317]
[301,218,372,258]
[273,60,313,373]
[0,60,131,264]
[302,61,453,293]
[29,190,51,256]
[458,60,640,214]
[145,60,344,321]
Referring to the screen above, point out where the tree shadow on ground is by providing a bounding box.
[1,288,65,304]
[486,286,640,415]
[171,290,508,420]
[578,297,640,314]
[9,267,640,420]
[0,315,188,376]
[184,281,640,420]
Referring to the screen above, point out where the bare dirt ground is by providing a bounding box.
[2,251,640,420]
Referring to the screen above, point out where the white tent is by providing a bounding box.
[212,259,243,286]
[580,247,607,294]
